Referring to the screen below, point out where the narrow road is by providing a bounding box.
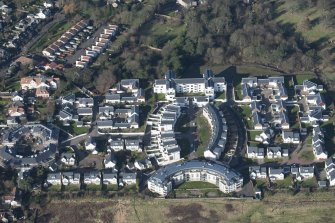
[219,82,247,166]
[65,25,107,64]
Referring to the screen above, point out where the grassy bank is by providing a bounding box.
[196,113,211,157]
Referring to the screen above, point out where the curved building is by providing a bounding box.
[202,104,227,159]
[0,124,59,170]
[148,160,243,196]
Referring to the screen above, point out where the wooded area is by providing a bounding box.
[5,0,335,93]
[58,0,335,94]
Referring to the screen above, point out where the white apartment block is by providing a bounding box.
[153,69,226,102]
[148,160,243,196]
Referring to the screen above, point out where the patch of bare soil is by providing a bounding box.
[166,203,220,223]
[36,201,118,223]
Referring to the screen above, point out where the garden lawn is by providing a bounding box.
[196,114,211,157]
[177,181,218,190]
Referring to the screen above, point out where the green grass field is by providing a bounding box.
[30,21,74,52]
[275,175,293,188]
[275,1,335,43]
[286,106,300,129]
[295,74,316,85]
[140,18,185,48]
[176,181,218,190]
[155,93,166,101]
[215,91,226,100]
[248,130,263,141]
[299,150,315,161]
[196,114,211,157]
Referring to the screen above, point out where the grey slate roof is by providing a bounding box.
[269,168,283,175]
[105,94,120,100]
[149,160,241,186]
[125,139,139,147]
[77,108,93,115]
[174,78,205,84]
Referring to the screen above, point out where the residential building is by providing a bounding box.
[312,126,328,160]
[121,172,137,185]
[249,166,268,180]
[202,104,227,160]
[325,158,335,186]
[83,171,101,185]
[85,137,96,151]
[0,124,59,171]
[97,106,139,130]
[299,166,314,179]
[62,172,81,185]
[268,167,284,181]
[75,24,118,67]
[282,131,300,144]
[246,146,264,159]
[47,172,62,185]
[153,69,226,102]
[109,139,124,151]
[76,97,94,108]
[43,20,89,57]
[102,171,118,185]
[267,147,282,159]
[148,160,243,196]
[125,139,141,151]
[61,153,76,166]
[104,153,117,169]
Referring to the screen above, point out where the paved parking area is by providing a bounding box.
[66,25,106,64]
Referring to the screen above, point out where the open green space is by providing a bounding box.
[234,84,243,100]
[286,106,300,129]
[102,184,118,191]
[301,122,312,129]
[255,179,268,189]
[64,184,81,192]
[85,184,102,191]
[240,105,252,117]
[275,175,293,188]
[240,105,253,129]
[196,113,211,157]
[215,92,226,100]
[275,1,335,43]
[301,177,318,188]
[0,98,11,105]
[30,21,74,52]
[236,64,283,76]
[139,18,186,49]
[248,130,263,141]
[5,81,20,91]
[176,181,218,190]
[73,126,89,135]
[295,74,316,85]
[47,185,62,192]
[306,133,313,145]
[154,93,166,101]
[299,150,315,161]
